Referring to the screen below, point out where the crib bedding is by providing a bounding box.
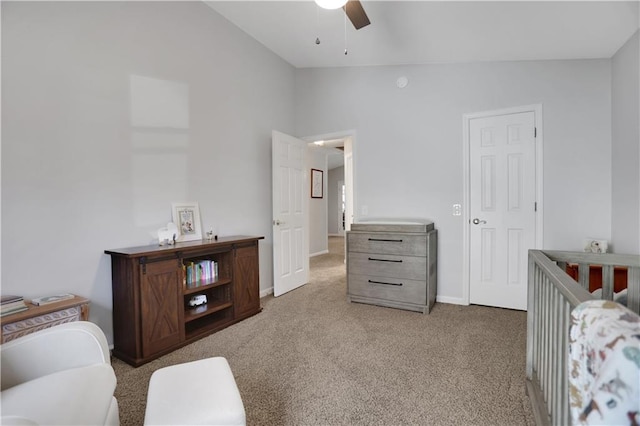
[569,299,640,425]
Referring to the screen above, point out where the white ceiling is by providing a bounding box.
[206,1,639,69]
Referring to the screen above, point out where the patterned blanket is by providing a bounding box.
[569,299,640,425]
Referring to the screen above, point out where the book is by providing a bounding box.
[0,305,28,316]
[31,293,75,306]
[1,295,24,305]
[1,300,27,311]
[195,263,202,283]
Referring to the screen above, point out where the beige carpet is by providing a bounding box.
[112,236,535,425]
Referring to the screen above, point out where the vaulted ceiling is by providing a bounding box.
[206,1,639,69]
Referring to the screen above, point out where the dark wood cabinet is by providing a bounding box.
[233,242,261,319]
[106,236,263,366]
[140,259,184,359]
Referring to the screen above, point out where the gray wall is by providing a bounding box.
[2,2,295,343]
[328,166,345,235]
[308,147,328,255]
[2,2,634,341]
[611,31,640,255]
[295,60,612,303]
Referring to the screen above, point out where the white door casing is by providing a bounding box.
[344,149,354,263]
[344,149,354,232]
[272,131,309,297]
[464,106,543,310]
[338,180,345,236]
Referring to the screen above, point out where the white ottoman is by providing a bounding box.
[144,357,246,426]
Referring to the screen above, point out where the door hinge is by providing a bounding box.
[534,202,538,212]
[534,127,537,138]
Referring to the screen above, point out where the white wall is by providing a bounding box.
[295,60,612,303]
[2,2,295,343]
[611,31,640,255]
[308,147,328,255]
[328,166,345,235]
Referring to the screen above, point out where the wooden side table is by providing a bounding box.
[1,296,90,343]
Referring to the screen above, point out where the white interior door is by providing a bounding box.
[338,180,345,236]
[272,130,309,297]
[469,111,537,310]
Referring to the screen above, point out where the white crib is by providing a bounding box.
[526,249,640,425]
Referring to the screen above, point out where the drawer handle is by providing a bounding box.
[368,238,403,243]
[368,257,403,263]
[368,279,403,287]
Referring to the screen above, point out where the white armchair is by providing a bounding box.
[1,321,119,425]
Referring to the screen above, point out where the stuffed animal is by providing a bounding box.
[584,239,608,254]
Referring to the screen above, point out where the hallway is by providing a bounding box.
[310,236,345,272]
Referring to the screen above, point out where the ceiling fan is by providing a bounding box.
[315,0,371,30]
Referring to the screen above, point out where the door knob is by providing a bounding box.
[472,218,487,225]
[273,220,285,226]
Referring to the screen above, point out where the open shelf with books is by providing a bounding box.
[182,250,232,290]
[106,236,263,367]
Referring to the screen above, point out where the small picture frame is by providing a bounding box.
[171,202,202,242]
[311,168,323,199]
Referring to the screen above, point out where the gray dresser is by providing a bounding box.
[347,221,437,313]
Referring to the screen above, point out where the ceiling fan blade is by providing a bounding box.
[343,0,370,30]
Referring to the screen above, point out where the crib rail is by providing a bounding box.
[526,249,640,425]
[542,250,640,313]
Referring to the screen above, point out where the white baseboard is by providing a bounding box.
[310,250,329,257]
[258,290,465,305]
[328,233,344,237]
[436,295,468,306]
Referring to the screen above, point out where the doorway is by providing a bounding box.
[305,131,356,254]
[271,130,355,297]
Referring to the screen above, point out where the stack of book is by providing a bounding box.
[184,260,219,289]
[1,295,28,317]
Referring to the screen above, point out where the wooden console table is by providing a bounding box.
[106,236,263,366]
[1,296,90,343]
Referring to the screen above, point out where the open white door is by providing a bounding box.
[468,110,538,310]
[272,131,309,297]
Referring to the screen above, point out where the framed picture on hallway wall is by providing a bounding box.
[311,169,323,199]
[171,202,202,242]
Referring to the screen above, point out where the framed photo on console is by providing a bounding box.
[171,202,202,242]
[311,168,323,199]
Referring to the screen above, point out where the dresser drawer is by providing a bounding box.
[348,274,426,305]
[348,252,426,280]
[348,233,427,257]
